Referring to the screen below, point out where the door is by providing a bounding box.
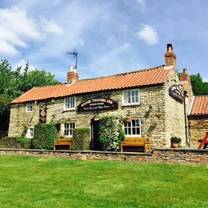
[91,119,102,150]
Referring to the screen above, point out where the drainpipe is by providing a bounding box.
[183,91,189,146]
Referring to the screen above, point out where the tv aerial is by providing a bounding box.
[67,49,78,69]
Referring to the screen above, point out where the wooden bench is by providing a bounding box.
[54,138,72,150]
[121,138,149,152]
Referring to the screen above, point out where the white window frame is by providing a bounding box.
[26,127,34,138]
[122,89,140,106]
[64,97,76,110]
[26,102,33,112]
[124,119,142,137]
[64,122,75,137]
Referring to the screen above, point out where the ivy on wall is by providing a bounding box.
[99,115,125,151]
[72,128,91,150]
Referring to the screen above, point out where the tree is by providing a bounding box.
[0,60,59,136]
[190,73,208,95]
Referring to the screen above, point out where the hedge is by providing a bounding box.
[32,124,57,149]
[72,128,90,150]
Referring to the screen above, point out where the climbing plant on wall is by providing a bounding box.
[99,114,125,151]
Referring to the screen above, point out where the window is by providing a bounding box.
[26,127,34,138]
[124,119,141,136]
[123,89,140,105]
[64,123,75,137]
[65,97,76,110]
[26,102,33,112]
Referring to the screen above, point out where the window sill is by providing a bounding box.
[63,135,73,138]
[121,103,140,107]
[62,108,76,113]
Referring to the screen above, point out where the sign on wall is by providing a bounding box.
[169,85,184,102]
[77,98,118,112]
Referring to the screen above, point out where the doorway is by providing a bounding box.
[91,119,102,150]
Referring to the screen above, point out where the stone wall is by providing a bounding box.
[164,69,186,147]
[9,103,39,137]
[9,85,168,148]
[188,116,208,147]
[0,148,207,164]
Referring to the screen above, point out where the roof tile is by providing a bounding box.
[191,96,208,115]
[12,66,170,104]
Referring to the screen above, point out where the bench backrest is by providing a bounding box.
[124,138,148,144]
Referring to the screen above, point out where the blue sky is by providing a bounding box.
[0,0,208,82]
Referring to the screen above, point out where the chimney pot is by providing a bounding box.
[67,66,79,84]
[183,68,188,74]
[164,43,176,68]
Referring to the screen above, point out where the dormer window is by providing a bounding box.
[26,102,33,112]
[65,97,76,110]
[123,89,140,105]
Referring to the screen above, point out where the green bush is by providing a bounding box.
[99,116,125,151]
[16,136,32,149]
[72,128,90,150]
[170,137,181,144]
[0,136,31,149]
[32,124,57,149]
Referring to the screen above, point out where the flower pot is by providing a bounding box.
[171,143,179,148]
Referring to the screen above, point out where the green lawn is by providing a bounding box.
[0,156,207,208]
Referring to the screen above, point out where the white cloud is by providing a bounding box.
[15,59,36,72]
[136,24,159,45]
[0,6,63,57]
[41,18,63,35]
[136,0,145,7]
[0,40,19,56]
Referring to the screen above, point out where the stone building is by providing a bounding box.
[9,44,189,149]
[188,96,208,147]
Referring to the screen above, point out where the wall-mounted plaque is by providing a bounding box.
[169,85,184,102]
[77,98,118,112]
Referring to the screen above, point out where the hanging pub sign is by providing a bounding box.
[39,102,47,123]
[77,98,118,112]
[169,85,184,102]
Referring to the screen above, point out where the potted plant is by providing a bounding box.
[170,137,181,148]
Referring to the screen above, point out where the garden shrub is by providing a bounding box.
[16,136,32,149]
[72,128,90,150]
[0,136,31,149]
[32,124,57,149]
[99,116,125,151]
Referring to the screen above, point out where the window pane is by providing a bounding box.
[65,97,75,109]
[131,91,135,103]
[135,90,139,103]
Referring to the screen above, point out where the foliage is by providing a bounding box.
[0,136,31,149]
[191,73,208,95]
[99,116,125,151]
[32,124,57,149]
[16,136,32,149]
[0,59,59,135]
[170,136,181,144]
[72,128,90,150]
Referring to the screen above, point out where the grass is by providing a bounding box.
[0,155,207,208]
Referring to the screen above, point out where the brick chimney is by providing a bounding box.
[67,66,79,84]
[164,43,176,68]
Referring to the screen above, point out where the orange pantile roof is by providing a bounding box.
[12,65,171,104]
[190,96,208,115]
